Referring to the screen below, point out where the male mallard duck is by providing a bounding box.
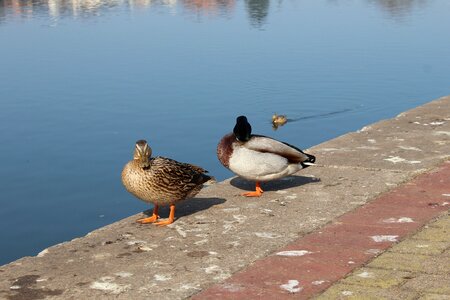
[217,116,316,197]
[121,140,212,226]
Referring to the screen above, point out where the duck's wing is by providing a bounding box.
[153,157,211,187]
[244,135,312,164]
[183,163,209,174]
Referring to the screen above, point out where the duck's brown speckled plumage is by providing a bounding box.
[122,153,211,206]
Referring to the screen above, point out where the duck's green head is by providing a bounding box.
[133,140,152,161]
[233,115,252,142]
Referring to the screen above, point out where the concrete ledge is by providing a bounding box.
[194,161,450,299]
[0,96,449,299]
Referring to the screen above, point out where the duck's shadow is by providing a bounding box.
[230,175,320,192]
[142,197,226,219]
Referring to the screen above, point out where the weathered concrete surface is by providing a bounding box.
[0,96,449,299]
[194,161,450,299]
[316,212,450,300]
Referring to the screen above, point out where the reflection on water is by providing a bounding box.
[0,0,432,25]
[0,0,236,22]
[245,0,269,28]
[368,0,429,20]
[181,0,235,17]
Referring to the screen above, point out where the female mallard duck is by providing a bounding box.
[217,116,316,197]
[121,140,212,226]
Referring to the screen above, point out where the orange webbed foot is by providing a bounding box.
[242,189,263,197]
[242,182,264,197]
[154,204,175,227]
[154,219,174,226]
[136,214,159,224]
[136,204,159,224]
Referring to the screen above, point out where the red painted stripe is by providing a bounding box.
[193,162,450,299]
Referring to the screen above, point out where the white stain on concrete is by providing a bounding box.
[193,231,207,237]
[442,194,450,197]
[233,215,247,222]
[228,241,240,247]
[180,284,201,291]
[115,272,133,278]
[93,253,113,260]
[137,245,152,252]
[383,217,414,223]
[204,265,221,274]
[214,272,231,281]
[36,278,48,282]
[221,283,243,292]
[434,140,448,146]
[280,280,302,293]
[434,131,450,136]
[384,156,421,164]
[126,240,147,246]
[312,280,326,285]
[90,282,130,294]
[357,271,374,278]
[174,225,187,238]
[371,235,399,242]
[90,277,131,294]
[255,232,282,239]
[416,244,430,248]
[222,207,240,213]
[367,139,376,144]
[222,215,247,234]
[285,194,297,200]
[384,156,406,163]
[430,121,445,125]
[37,249,49,257]
[398,146,422,152]
[321,148,339,151]
[194,239,209,246]
[357,146,380,150]
[100,276,115,281]
[10,285,21,290]
[154,274,172,281]
[275,190,288,194]
[276,250,312,257]
[202,265,229,280]
[342,291,354,296]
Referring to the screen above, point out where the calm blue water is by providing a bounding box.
[1,0,449,265]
